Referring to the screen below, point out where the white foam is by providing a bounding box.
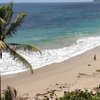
[0,36,100,75]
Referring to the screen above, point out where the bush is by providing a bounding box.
[60,89,100,100]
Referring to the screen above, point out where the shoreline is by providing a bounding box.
[1,46,100,98]
[1,46,99,76]
[1,36,100,76]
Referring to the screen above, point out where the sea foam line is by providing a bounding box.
[0,36,100,75]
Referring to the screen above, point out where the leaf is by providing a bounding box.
[2,86,18,100]
[5,13,26,37]
[0,40,6,51]
[0,17,6,25]
[0,17,6,36]
[8,43,42,54]
[0,6,5,18]
[0,17,6,34]
[4,2,13,22]
[6,45,34,74]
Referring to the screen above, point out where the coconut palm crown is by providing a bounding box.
[0,3,41,73]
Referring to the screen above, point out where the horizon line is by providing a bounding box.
[0,1,93,3]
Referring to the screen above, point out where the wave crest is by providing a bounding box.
[0,36,100,75]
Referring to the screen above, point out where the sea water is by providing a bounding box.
[0,2,100,75]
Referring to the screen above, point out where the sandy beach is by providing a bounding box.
[1,46,100,99]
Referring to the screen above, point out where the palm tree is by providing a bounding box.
[0,3,41,73]
[1,86,31,100]
[1,86,18,100]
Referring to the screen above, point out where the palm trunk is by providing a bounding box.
[0,72,1,97]
[0,51,2,58]
[0,48,1,99]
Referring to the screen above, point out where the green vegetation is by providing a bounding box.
[1,86,18,100]
[0,86,29,100]
[34,85,100,100]
[59,89,100,100]
[1,85,100,100]
[0,3,41,73]
[42,88,100,100]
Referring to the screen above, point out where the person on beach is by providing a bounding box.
[94,54,96,61]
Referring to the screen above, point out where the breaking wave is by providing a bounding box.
[0,36,100,75]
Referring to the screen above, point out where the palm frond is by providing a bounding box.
[0,17,6,35]
[4,2,13,22]
[6,45,33,74]
[8,43,42,54]
[1,86,17,100]
[0,3,13,21]
[0,6,5,18]
[0,3,13,37]
[0,17,6,25]
[3,3,14,37]
[0,40,6,51]
[5,13,26,37]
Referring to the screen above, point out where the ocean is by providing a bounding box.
[0,2,100,75]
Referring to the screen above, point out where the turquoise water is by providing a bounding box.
[1,2,100,75]
[6,3,100,48]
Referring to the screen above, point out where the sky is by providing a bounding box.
[0,0,93,3]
